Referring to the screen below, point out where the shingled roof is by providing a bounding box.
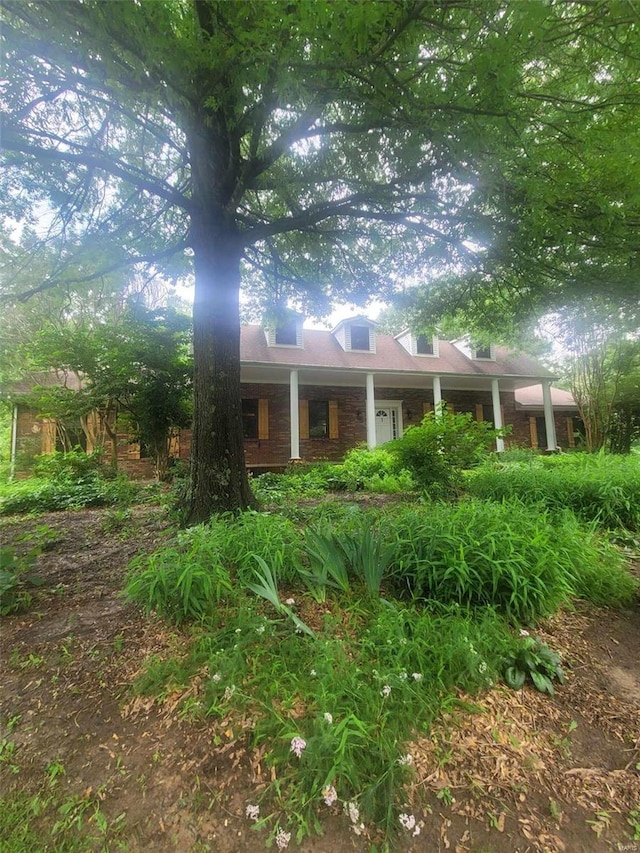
[240,325,553,381]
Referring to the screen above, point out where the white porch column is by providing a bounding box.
[432,375,442,416]
[491,378,505,453]
[289,369,300,460]
[542,380,557,451]
[365,372,376,449]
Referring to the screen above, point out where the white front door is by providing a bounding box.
[375,408,394,445]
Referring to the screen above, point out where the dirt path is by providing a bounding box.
[1,507,639,852]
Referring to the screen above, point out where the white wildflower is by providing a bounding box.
[211,672,221,683]
[285,598,295,606]
[323,712,333,724]
[310,668,317,676]
[479,661,487,674]
[399,812,416,831]
[399,670,408,681]
[275,828,291,850]
[344,801,360,824]
[412,672,423,681]
[381,684,391,698]
[256,624,265,635]
[322,784,338,807]
[352,822,365,836]
[290,736,307,758]
[245,804,260,821]
[397,753,414,767]
[223,684,236,701]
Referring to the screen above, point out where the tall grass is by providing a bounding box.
[378,498,634,622]
[467,453,640,530]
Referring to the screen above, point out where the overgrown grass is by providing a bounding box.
[467,452,640,530]
[125,492,637,844]
[378,498,636,620]
[132,596,513,839]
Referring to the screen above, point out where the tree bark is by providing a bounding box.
[186,211,256,523]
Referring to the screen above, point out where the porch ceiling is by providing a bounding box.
[240,363,548,393]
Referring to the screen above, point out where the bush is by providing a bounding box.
[0,472,138,515]
[389,407,503,496]
[250,464,336,504]
[32,448,110,480]
[331,445,416,493]
[126,510,303,623]
[125,529,234,624]
[379,499,603,622]
[467,452,640,530]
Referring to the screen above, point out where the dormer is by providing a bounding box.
[452,337,496,361]
[264,312,304,348]
[332,316,377,353]
[395,329,439,358]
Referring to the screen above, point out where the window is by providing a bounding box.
[242,399,259,439]
[308,400,329,438]
[416,334,434,355]
[275,320,298,346]
[350,325,370,350]
[473,344,492,359]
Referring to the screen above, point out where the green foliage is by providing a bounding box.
[503,637,565,695]
[125,511,303,623]
[379,499,578,623]
[0,471,138,515]
[332,445,417,493]
[0,545,43,615]
[467,452,640,530]
[215,511,302,585]
[251,465,336,504]
[32,449,108,480]
[389,407,503,496]
[125,527,234,625]
[134,596,511,833]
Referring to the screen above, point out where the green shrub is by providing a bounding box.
[332,445,416,493]
[215,511,302,584]
[125,525,234,624]
[0,546,44,615]
[379,499,580,623]
[0,472,138,515]
[251,464,336,504]
[389,407,503,496]
[32,449,109,480]
[467,452,640,530]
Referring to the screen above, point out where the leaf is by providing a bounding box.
[530,669,555,695]
[504,665,526,690]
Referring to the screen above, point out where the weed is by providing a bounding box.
[627,809,640,840]
[0,545,44,615]
[503,637,565,695]
[46,759,66,784]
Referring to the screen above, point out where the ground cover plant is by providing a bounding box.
[124,489,638,847]
[0,451,143,515]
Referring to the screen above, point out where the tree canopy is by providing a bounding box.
[2,0,640,518]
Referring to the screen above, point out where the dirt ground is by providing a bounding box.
[1,505,639,853]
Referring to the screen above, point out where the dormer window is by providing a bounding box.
[265,314,303,347]
[472,344,494,360]
[332,316,376,352]
[275,319,298,346]
[350,325,371,351]
[416,334,434,356]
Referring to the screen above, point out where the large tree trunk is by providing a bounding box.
[186,212,255,523]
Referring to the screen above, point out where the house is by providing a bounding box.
[7,316,580,477]
[179,315,579,472]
